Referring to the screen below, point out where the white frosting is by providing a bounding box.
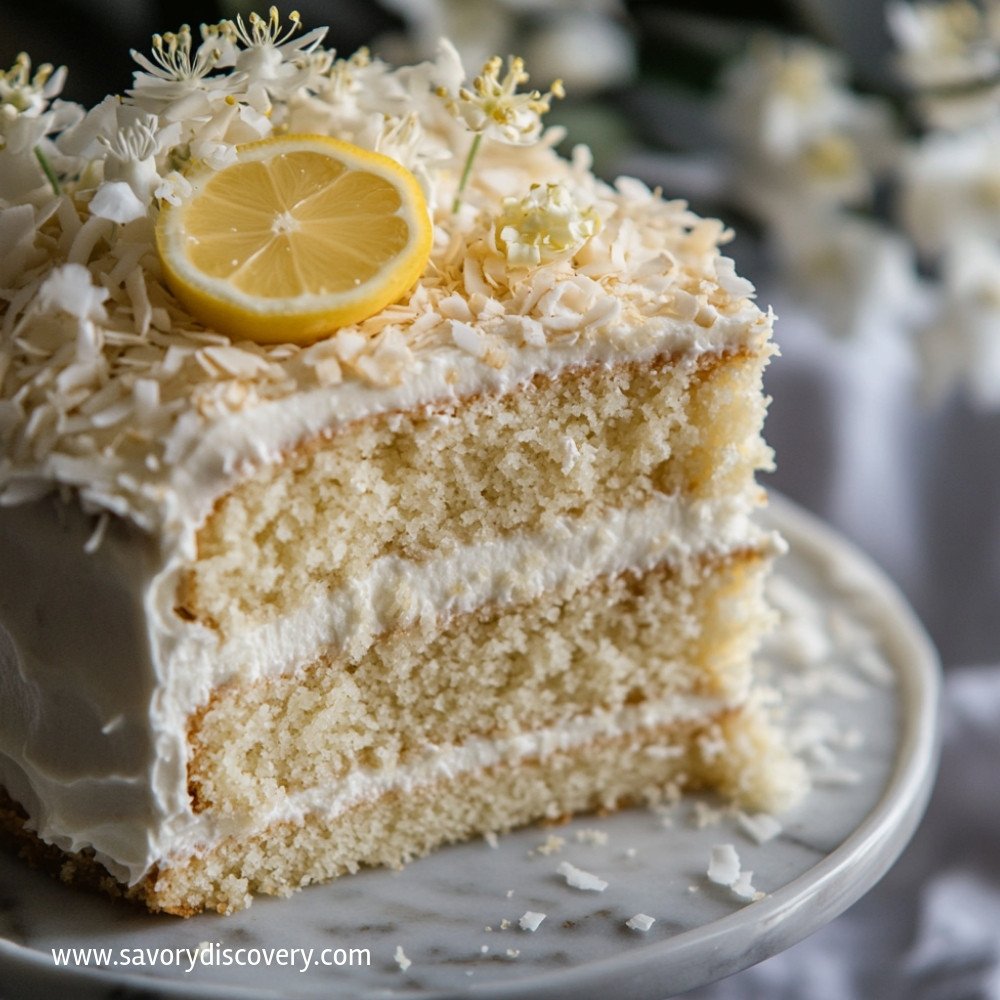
[158,695,734,868]
[0,490,776,884]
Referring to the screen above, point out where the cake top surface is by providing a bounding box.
[0,9,769,533]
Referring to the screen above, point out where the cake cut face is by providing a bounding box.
[0,15,806,915]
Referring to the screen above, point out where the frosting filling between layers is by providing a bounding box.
[159,696,738,872]
[0,489,778,885]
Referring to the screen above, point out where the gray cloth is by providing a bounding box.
[685,296,1000,999]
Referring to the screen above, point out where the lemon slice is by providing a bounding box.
[155,135,433,345]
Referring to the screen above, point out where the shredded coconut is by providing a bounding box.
[707,844,742,886]
[557,860,608,892]
[393,945,411,971]
[707,844,766,902]
[518,911,546,932]
[737,812,783,844]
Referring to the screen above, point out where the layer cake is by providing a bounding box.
[0,13,806,914]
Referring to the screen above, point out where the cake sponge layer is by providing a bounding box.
[179,349,773,634]
[187,550,773,818]
[0,706,805,916]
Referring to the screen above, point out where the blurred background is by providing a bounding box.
[4,1,999,996]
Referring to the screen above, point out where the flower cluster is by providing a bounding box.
[705,0,1000,407]
[378,0,635,96]
[439,54,564,145]
[496,182,600,267]
[887,0,1000,128]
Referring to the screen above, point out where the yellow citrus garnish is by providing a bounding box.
[155,135,433,345]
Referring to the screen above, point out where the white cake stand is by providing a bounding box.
[0,495,941,999]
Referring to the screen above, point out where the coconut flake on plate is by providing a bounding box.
[557,860,608,892]
[518,911,546,932]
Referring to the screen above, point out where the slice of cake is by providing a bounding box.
[0,14,806,915]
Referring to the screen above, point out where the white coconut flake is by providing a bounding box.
[626,914,656,932]
[707,844,741,886]
[393,945,411,972]
[483,831,499,849]
[519,911,546,932]
[557,860,608,892]
[731,871,761,901]
[451,319,486,358]
[737,812,783,845]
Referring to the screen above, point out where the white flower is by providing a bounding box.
[887,0,1000,88]
[97,111,163,204]
[899,123,1000,258]
[887,0,1000,129]
[438,52,564,145]
[768,203,924,342]
[129,23,236,115]
[0,52,81,199]
[228,7,329,102]
[36,263,109,321]
[717,35,896,215]
[0,52,66,121]
[380,0,634,94]
[921,236,1000,408]
[496,182,600,267]
[154,170,192,206]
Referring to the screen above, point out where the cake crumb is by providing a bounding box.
[483,831,499,849]
[557,860,608,892]
[534,834,566,856]
[575,828,609,846]
[692,801,726,829]
[505,889,515,898]
[626,913,656,932]
[506,948,520,958]
[500,919,511,930]
[393,946,411,972]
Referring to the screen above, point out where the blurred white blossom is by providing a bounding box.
[921,237,1000,408]
[887,0,1000,127]
[379,0,634,94]
[899,124,1000,258]
[718,36,897,216]
[768,204,925,343]
[0,53,81,200]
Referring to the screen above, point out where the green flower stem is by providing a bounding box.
[34,146,60,196]
[452,131,483,214]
